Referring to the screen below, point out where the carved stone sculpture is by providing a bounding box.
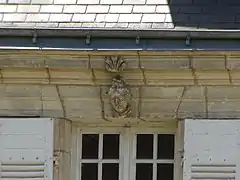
[105,56,132,118]
[105,55,127,73]
[106,75,132,118]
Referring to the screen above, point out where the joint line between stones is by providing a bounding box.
[56,85,66,119]
[189,55,198,85]
[204,87,208,118]
[174,86,186,119]
[137,52,146,85]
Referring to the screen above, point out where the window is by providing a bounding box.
[74,128,176,180]
[133,134,174,180]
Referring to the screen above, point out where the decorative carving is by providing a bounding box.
[105,55,127,73]
[106,75,132,118]
[105,55,132,118]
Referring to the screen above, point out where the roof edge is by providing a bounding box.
[1,27,240,39]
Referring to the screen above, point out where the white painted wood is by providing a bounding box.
[183,119,240,180]
[0,118,54,180]
[74,126,176,180]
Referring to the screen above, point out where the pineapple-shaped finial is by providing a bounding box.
[105,55,127,73]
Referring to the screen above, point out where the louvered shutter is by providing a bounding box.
[0,118,54,180]
[183,119,240,180]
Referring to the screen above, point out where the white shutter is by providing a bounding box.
[183,119,240,180]
[0,118,54,180]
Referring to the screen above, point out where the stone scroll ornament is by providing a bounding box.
[105,56,132,118]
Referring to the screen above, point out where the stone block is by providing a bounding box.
[90,55,138,69]
[141,87,184,99]
[64,99,102,119]
[207,87,240,100]
[208,100,240,118]
[140,100,179,119]
[192,56,225,69]
[226,56,240,69]
[145,69,194,85]
[41,86,59,100]
[2,85,41,98]
[140,55,189,69]
[59,86,100,98]
[2,68,49,84]
[0,54,45,67]
[195,70,230,85]
[183,87,204,99]
[49,69,93,85]
[178,100,206,118]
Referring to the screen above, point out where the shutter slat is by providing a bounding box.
[0,118,53,180]
[183,119,240,180]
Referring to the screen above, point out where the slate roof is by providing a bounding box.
[0,0,239,30]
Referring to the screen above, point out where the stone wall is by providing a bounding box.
[0,50,239,121]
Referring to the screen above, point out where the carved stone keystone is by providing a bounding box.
[105,56,132,118]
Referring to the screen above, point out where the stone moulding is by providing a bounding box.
[105,55,132,118]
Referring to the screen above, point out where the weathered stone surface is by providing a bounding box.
[178,100,206,118]
[192,56,225,69]
[195,70,230,85]
[59,86,100,98]
[208,101,240,118]
[50,69,93,85]
[140,55,189,69]
[141,87,184,99]
[183,87,204,99]
[140,100,180,119]
[64,99,102,119]
[144,69,194,85]
[207,87,240,100]
[91,55,139,69]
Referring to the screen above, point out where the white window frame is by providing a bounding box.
[71,126,181,180]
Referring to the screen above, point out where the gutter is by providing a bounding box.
[1,28,240,51]
[0,27,240,39]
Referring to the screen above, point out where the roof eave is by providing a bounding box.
[1,27,240,39]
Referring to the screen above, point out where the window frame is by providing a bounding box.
[71,125,181,180]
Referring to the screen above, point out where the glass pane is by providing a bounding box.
[81,163,98,180]
[157,164,174,180]
[102,163,119,180]
[82,134,99,159]
[103,134,119,159]
[137,134,153,159]
[157,134,174,159]
[136,163,153,180]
